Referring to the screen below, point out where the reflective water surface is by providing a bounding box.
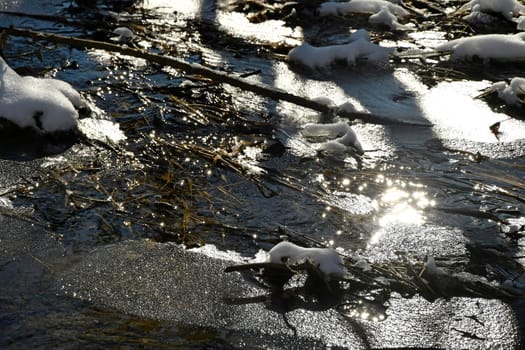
[0,0,524,348]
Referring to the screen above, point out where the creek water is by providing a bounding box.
[1,0,524,348]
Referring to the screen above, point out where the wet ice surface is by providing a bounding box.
[57,240,365,348]
[366,223,469,263]
[368,295,519,349]
[55,240,520,349]
[0,0,525,348]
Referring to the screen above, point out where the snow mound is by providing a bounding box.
[302,121,363,154]
[490,77,525,106]
[288,29,394,69]
[268,241,347,276]
[369,8,412,30]
[319,0,410,30]
[458,0,525,21]
[112,27,135,43]
[0,57,84,132]
[518,16,525,30]
[436,33,525,62]
[319,0,409,18]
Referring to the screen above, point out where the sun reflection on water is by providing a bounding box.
[370,178,436,244]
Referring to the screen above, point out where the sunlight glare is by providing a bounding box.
[372,183,435,234]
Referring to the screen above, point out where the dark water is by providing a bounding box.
[1,0,524,348]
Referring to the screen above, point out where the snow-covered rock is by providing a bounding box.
[458,0,525,21]
[268,241,347,276]
[490,77,525,106]
[436,33,525,62]
[0,57,84,132]
[319,0,410,30]
[288,29,393,68]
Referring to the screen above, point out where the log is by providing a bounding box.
[2,26,433,127]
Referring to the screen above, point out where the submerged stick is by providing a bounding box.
[2,26,432,127]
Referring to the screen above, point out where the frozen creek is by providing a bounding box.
[0,0,524,348]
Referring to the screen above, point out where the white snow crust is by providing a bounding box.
[302,121,364,154]
[319,0,410,30]
[490,77,525,105]
[518,16,525,30]
[112,27,135,43]
[319,0,409,18]
[0,57,83,132]
[288,29,393,68]
[268,241,348,276]
[458,0,525,21]
[436,33,525,61]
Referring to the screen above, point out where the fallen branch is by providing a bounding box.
[2,26,432,127]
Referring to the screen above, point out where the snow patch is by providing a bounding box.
[288,29,393,69]
[0,57,82,132]
[319,0,410,30]
[518,16,525,30]
[188,244,246,263]
[78,118,127,144]
[112,27,135,43]
[0,196,13,208]
[490,77,525,106]
[319,0,409,18]
[436,33,525,62]
[268,241,347,276]
[458,0,525,21]
[369,8,413,31]
[302,121,364,154]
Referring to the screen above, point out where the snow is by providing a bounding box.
[319,0,410,30]
[188,244,246,263]
[319,0,409,18]
[302,121,364,154]
[369,8,412,30]
[490,77,525,106]
[458,0,525,21]
[463,7,499,24]
[112,27,135,43]
[0,196,13,208]
[78,119,127,143]
[268,241,347,276]
[425,256,446,276]
[0,57,83,132]
[288,29,394,68]
[518,16,525,30]
[436,33,525,61]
